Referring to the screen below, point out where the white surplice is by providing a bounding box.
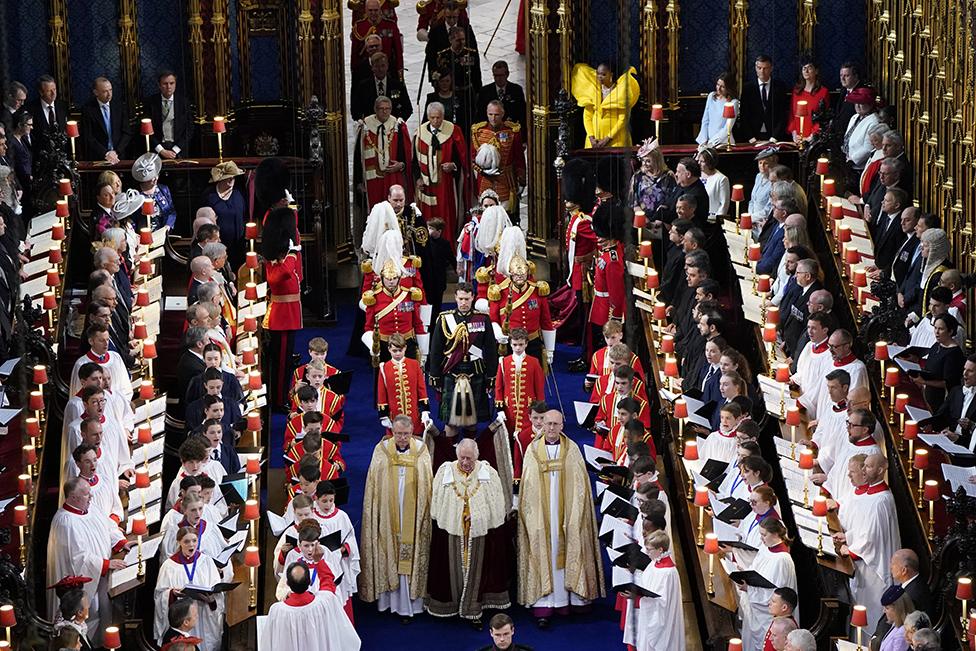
[698,429,738,465]
[740,544,797,651]
[822,437,881,505]
[314,506,361,603]
[259,591,361,651]
[636,555,685,651]
[69,350,133,404]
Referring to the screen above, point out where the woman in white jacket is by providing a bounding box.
[841,87,881,171]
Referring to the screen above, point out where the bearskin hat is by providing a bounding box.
[561,158,595,213]
[595,155,628,198]
[591,197,625,241]
[254,157,291,209]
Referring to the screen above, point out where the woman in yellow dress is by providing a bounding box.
[571,62,641,148]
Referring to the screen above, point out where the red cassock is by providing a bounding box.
[289,386,346,429]
[377,357,429,434]
[589,243,625,327]
[565,209,597,291]
[512,425,539,482]
[588,347,646,380]
[286,441,345,482]
[264,253,302,331]
[414,120,468,245]
[488,280,553,338]
[283,412,343,456]
[357,116,413,209]
[290,362,340,391]
[494,354,544,432]
[361,256,426,303]
[364,286,426,341]
[594,391,652,448]
[350,18,404,74]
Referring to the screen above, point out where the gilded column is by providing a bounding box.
[640,0,658,104]
[188,0,207,122]
[556,0,571,92]
[320,0,352,253]
[728,0,748,96]
[118,0,142,113]
[665,0,680,109]
[297,0,316,106]
[48,0,70,106]
[211,0,232,116]
[798,0,816,54]
[526,0,554,246]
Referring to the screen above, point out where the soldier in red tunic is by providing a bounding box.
[588,191,626,355]
[350,0,404,78]
[349,0,399,24]
[493,328,545,432]
[360,203,426,303]
[562,158,598,372]
[263,206,304,409]
[376,333,431,435]
[472,205,512,312]
[471,101,526,222]
[362,251,427,366]
[487,251,554,366]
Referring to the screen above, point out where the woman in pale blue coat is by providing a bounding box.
[696,72,739,147]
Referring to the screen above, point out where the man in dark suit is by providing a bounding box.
[871,548,933,644]
[737,55,789,142]
[351,52,412,121]
[929,355,976,454]
[756,195,799,276]
[145,70,193,159]
[871,187,909,273]
[80,77,132,163]
[879,130,913,196]
[832,62,866,136]
[864,158,906,230]
[424,3,477,82]
[161,598,198,645]
[779,258,823,356]
[658,157,710,228]
[1,81,27,134]
[476,60,526,129]
[26,75,67,156]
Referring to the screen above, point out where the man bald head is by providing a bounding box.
[890,548,920,583]
[863,453,887,483]
[190,255,214,280]
[784,214,806,229]
[769,617,798,650]
[807,289,833,314]
[848,386,872,410]
[542,410,564,443]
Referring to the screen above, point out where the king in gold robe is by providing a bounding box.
[359,432,433,617]
[517,421,605,619]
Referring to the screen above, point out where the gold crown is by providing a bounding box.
[381,259,401,279]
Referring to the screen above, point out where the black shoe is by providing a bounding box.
[470,618,483,630]
[536,617,550,629]
[567,358,587,373]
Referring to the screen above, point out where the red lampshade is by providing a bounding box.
[969,611,976,635]
[12,506,27,527]
[141,199,154,217]
[957,577,974,601]
[748,243,761,262]
[730,184,745,203]
[246,456,260,475]
[633,210,647,229]
[24,418,39,437]
[130,514,148,536]
[775,364,790,383]
[884,367,900,388]
[32,365,47,385]
[142,339,157,359]
[895,394,909,414]
[924,479,940,502]
[248,370,263,391]
[138,259,153,275]
[765,305,780,324]
[244,545,261,567]
[673,399,688,419]
[243,499,259,521]
[830,200,844,220]
[851,605,868,628]
[694,486,710,507]
[0,604,15,627]
[815,158,829,175]
[838,225,852,243]
[135,469,150,489]
[55,199,69,217]
[739,213,752,230]
[722,102,736,119]
[65,120,79,138]
[845,247,861,265]
[29,391,43,411]
[52,224,65,241]
[246,222,258,240]
[913,448,929,470]
[42,292,57,311]
[786,406,800,426]
[139,381,154,400]
[728,640,743,651]
[653,302,667,320]
[875,341,889,360]
[795,100,810,117]
[812,496,829,517]
[133,321,148,340]
[798,448,815,470]
[661,334,675,353]
[650,104,664,121]
[241,347,257,366]
[247,411,262,432]
[212,116,226,133]
[704,533,720,554]
[103,626,121,650]
[58,178,73,197]
[139,227,153,245]
[138,424,153,444]
[646,268,659,289]
[639,241,653,259]
[140,118,153,136]
[903,420,919,440]
[45,269,59,287]
[17,474,31,495]
[853,268,867,288]
[246,251,259,269]
[663,357,679,378]
[757,275,771,293]
[684,439,699,460]
[823,179,836,197]
[48,246,62,265]
[22,445,36,465]
[136,289,150,307]
[245,283,258,301]
[762,323,777,343]
[244,316,258,333]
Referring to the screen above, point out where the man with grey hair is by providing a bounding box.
[80,76,131,163]
[188,255,216,305]
[414,98,466,241]
[779,258,823,355]
[783,628,816,651]
[168,325,210,447]
[352,50,411,121]
[355,94,413,213]
[768,616,798,650]
[864,156,906,227]
[93,245,134,313]
[768,164,808,216]
[880,129,913,194]
[908,628,939,650]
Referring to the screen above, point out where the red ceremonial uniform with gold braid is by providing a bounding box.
[290,361,340,391]
[289,386,345,429]
[349,0,399,24]
[361,256,426,303]
[470,120,526,212]
[350,17,404,75]
[363,285,426,341]
[590,374,650,405]
[589,241,625,327]
[416,0,468,30]
[588,346,645,380]
[264,253,302,331]
[376,357,429,434]
[565,208,598,292]
[286,442,345,482]
[594,389,651,441]
[493,353,544,431]
[283,412,343,456]
[604,422,656,463]
[487,278,552,339]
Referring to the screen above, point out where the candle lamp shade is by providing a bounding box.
[762,324,777,343]
[244,546,261,567]
[141,199,155,217]
[55,200,69,217]
[664,357,679,378]
[241,347,257,366]
[845,248,861,265]
[823,179,836,197]
[884,367,900,388]
[795,100,810,117]
[25,418,39,436]
[103,626,121,650]
[246,222,258,239]
[245,283,258,301]
[786,407,801,426]
[853,269,867,288]
[633,211,647,229]
[246,252,260,269]
[812,496,829,517]
[923,480,940,502]
[248,371,263,391]
[776,364,790,383]
[213,116,227,133]
[12,505,27,527]
[244,316,258,333]
[139,381,154,400]
[704,533,720,554]
[756,275,771,293]
[728,638,743,651]
[661,335,675,353]
[247,412,262,432]
[875,341,889,360]
[142,339,157,359]
[740,213,752,230]
[748,243,762,262]
[140,118,153,135]
[895,394,909,413]
[851,605,868,628]
[903,420,919,439]
[65,120,79,138]
[130,514,148,536]
[48,246,63,265]
[29,391,44,411]
[673,399,689,419]
[138,425,153,444]
[133,322,148,340]
[646,269,659,289]
[243,499,260,521]
[650,104,664,121]
[765,306,780,324]
[653,302,667,320]
[798,449,815,470]
[722,102,736,119]
[52,224,65,241]
[17,474,31,495]
[815,158,829,175]
[731,184,745,202]
[23,445,36,465]
[139,227,153,245]
[639,241,653,259]
[957,577,974,601]
[830,200,844,220]
[43,292,57,310]
[0,604,15,627]
[694,486,710,507]
[135,469,151,489]
[684,440,699,460]
[32,365,48,385]
[246,456,261,474]
[45,269,60,287]
[136,289,150,307]
[913,448,929,470]
[138,259,153,275]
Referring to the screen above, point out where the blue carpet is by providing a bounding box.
[271,290,621,650]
